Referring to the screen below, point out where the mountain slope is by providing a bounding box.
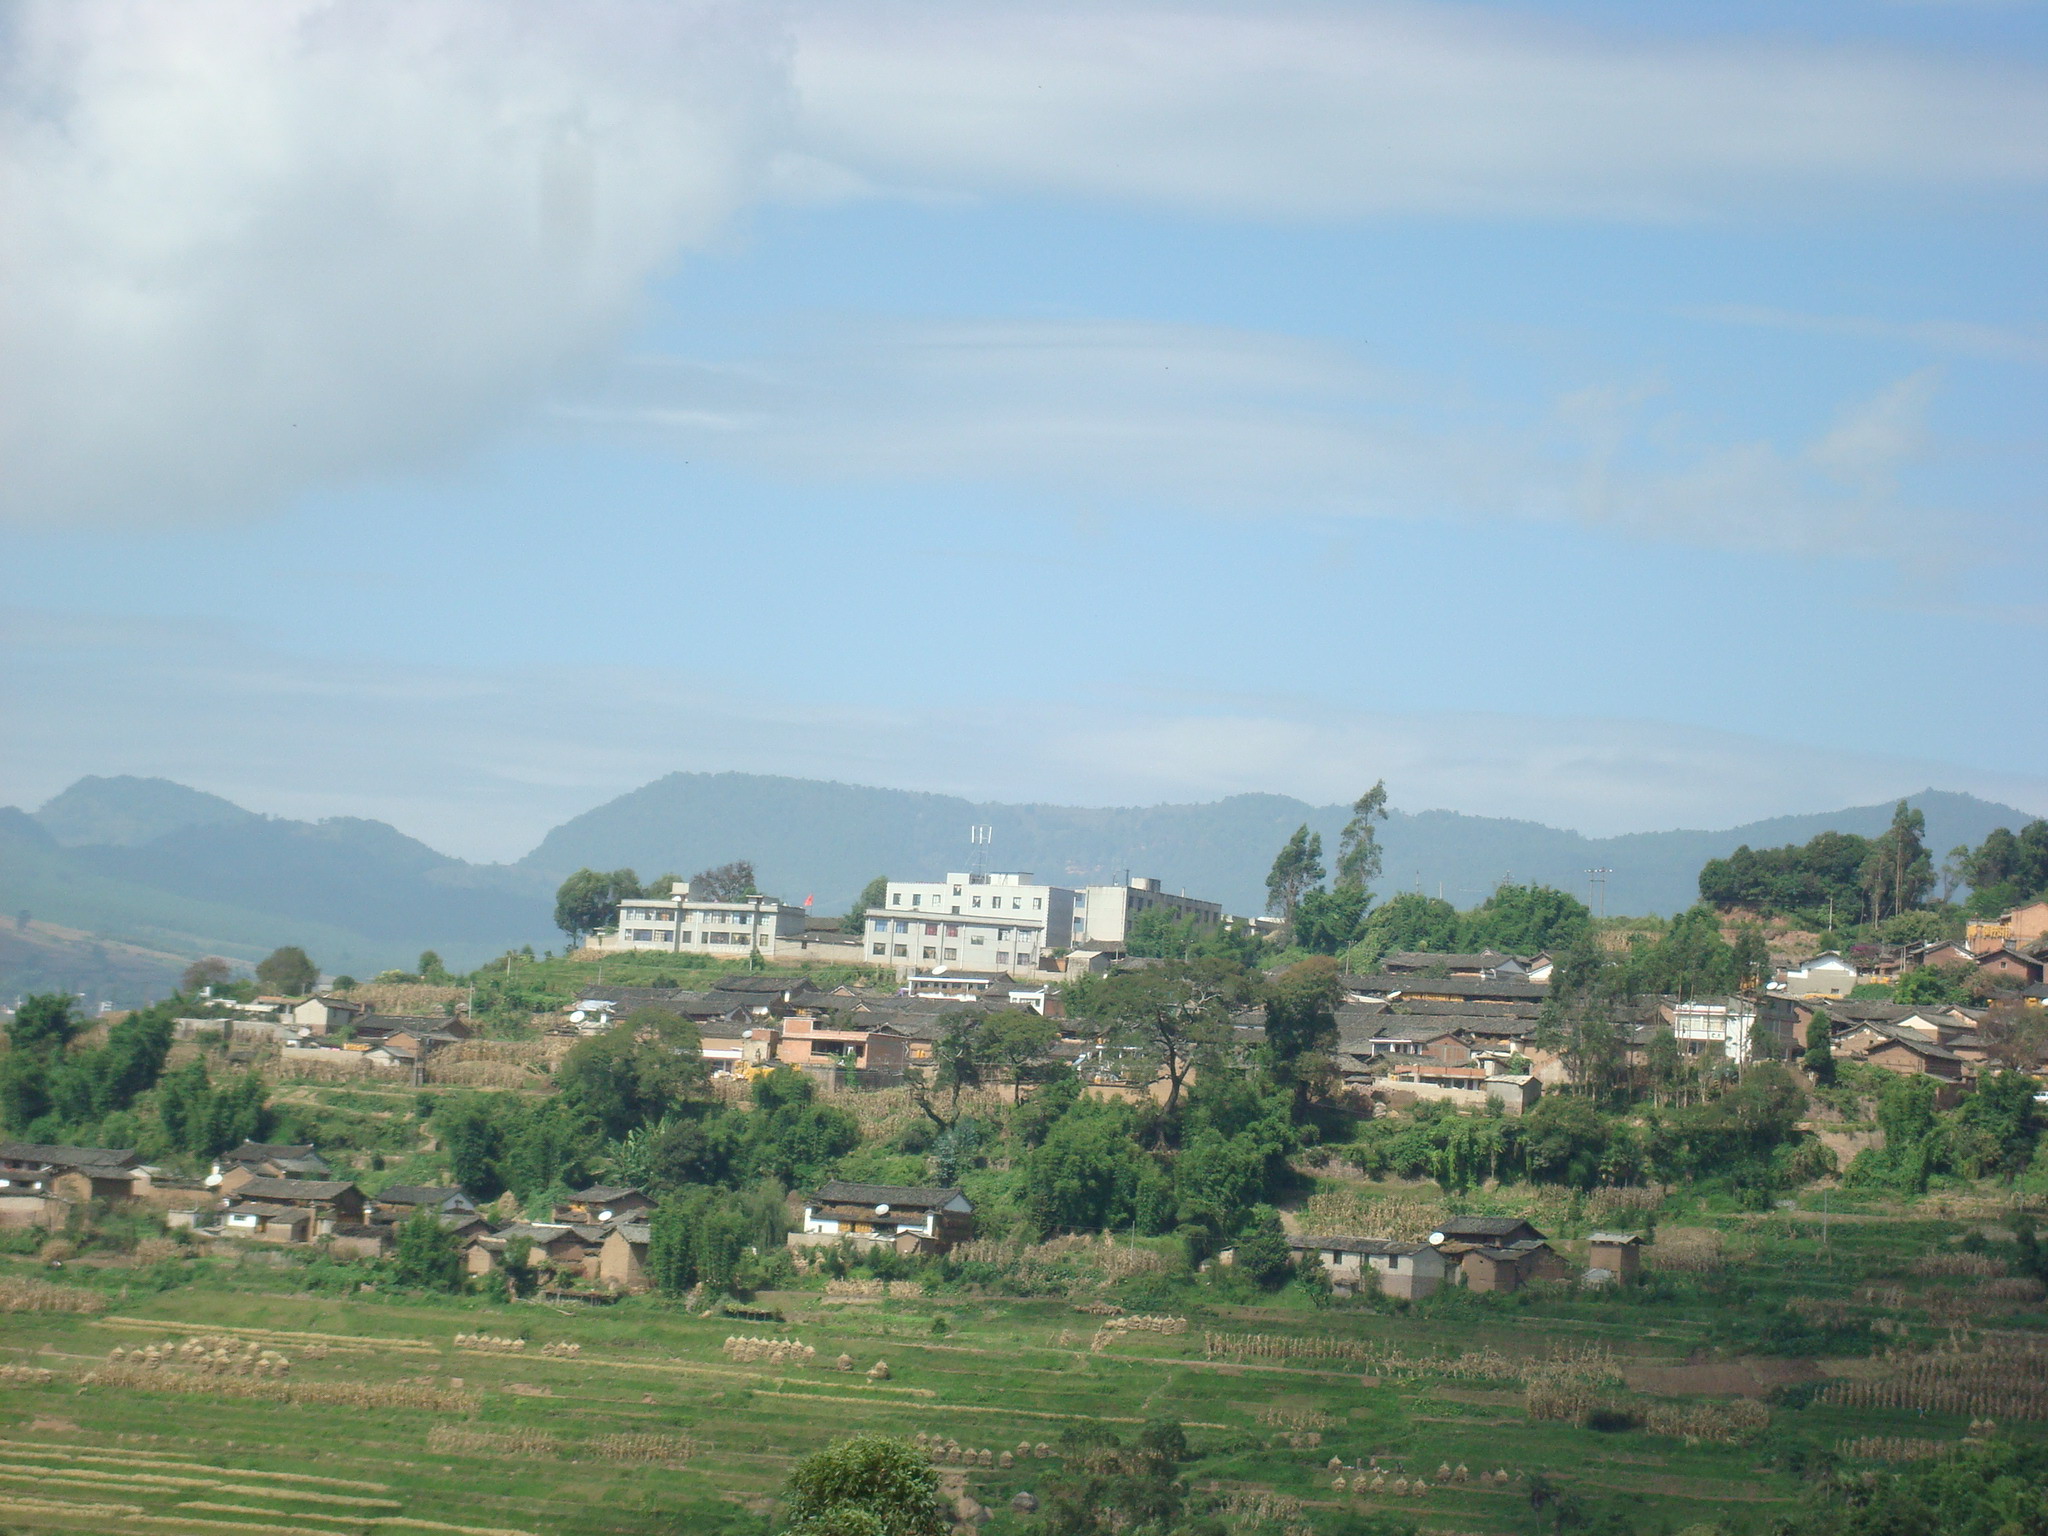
[518,773,2035,917]
[35,774,256,847]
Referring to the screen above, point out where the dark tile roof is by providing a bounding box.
[376,1185,469,1207]
[1342,974,1548,1002]
[0,1142,139,1170]
[230,1177,356,1201]
[811,1180,966,1211]
[223,1142,322,1163]
[566,1185,646,1204]
[709,975,823,995]
[1288,1235,1425,1256]
[1382,951,1520,972]
[1432,1215,1543,1240]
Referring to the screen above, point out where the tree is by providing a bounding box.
[553,868,640,945]
[392,1205,463,1291]
[416,951,450,983]
[1355,892,1461,968]
[690,860,757,901]
[1732,926,1771,990]
[1293,885,1370,956]
[180,957,233,994]
[8,994,80,1053]
[1233,1204,1291,1287]
[1893,966,1970,1007]
[1070,960,1245,1119]
[1460,884,1591,957]
[1861,799,1932,923]
[1633,906,1737,1000]
[843,876,888,935]
[557,1008,712,1141]
[1333,780,1388,892]
[254,946,318,995]
[781,1435,946,1536]
[1803,1008,1836,1086]
[1264,824,1324,926]
[1263,956,1341,1104]
[977,1009,1061,1102]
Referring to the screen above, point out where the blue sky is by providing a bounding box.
[2,0,2044,860]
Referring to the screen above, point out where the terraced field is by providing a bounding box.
[1,1214,2041,1535]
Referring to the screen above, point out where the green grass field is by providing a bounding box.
[2,1197,2042,1536]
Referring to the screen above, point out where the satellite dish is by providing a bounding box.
[875,1203,891,1215]
[1428,1231,1446,1245]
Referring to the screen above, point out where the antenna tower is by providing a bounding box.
[969,824,993,878]
[1585,867,1612,920]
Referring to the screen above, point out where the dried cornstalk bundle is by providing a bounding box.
[0,1365,54,1384]
[1642,1399,1768,1444]
[587,1432,697,1464]
[428,1425,558,1457]
[1097,1314,1187,1335]
[1836,1436,1955,1462]
[1254,1407,1333,1430]
[454,1333,528,1352]
[0,1278,106,1314]
[722,1335,817,1366]
[83,1361,476,1411]
[1820,1335,2048,1421]
[1978,1278,2046,1302]
[1909,1254,2006,1278]
[1646,1229,1725,1273]
[539,1341,582,1357]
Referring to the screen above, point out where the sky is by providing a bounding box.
[2,0,2045,862]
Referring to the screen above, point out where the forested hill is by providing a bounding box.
[2,772,2033,1004]
[517,773,2031,919]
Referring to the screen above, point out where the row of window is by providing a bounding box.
[627,930,759,946]
[867,918,1034,943]
[624,909,758,925]
[890,892,1043,911]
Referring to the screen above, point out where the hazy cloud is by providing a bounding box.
[0,0,786,528]
[787,1,2048,220]
[1686,304,2048,366]
[578,319,1959,557]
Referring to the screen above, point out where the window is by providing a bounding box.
[870,919,884,933]
[892,893,903,906]
[943,948,959,961]
[997,953,1010,965]
[871,943,886,956]
[971,895,982,907]
[912,893,922,906]
[945,924,959,938]
[970,934,986,945]
[1032,898,1042,910]
[631,929,653,942]
[922,946,937,960]
[1074,893,1086,906]
[893,944,908,957]
[677,933,693,944]
[952,886,962,896]
[895,920,909,934]
[925,923,939,936]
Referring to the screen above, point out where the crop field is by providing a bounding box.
[1,1202,2042,1536]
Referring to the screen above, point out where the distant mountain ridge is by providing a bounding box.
[1,772,2035,1005]
[518,773,2030,919]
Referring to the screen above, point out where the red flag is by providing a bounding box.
[804,894,814,907]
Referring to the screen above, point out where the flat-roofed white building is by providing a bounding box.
[601,882,809,959]
[1070,877,1222,949]
[866,872,1073,976]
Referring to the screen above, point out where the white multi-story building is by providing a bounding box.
[602,882,809,959]
[1070,877,1222,949]
[865,872,1074,976]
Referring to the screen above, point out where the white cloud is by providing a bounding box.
[6,610,2043,859]
[577,317,1960,557]
[0,0,787,527]
[787,0,2048,220]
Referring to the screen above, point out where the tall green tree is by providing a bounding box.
[1262,955,1342,1103]
[556,1008,711,1141]
[254,946,318,995]
[976,1009,1062,1102]
[1069,960,1247,1120]
[179,957,233,994]
[1861,798,1933,923]
[781,1435,946,1536]
[1460,883,1592,956]
[7,994,80,1053]
[392,1205,463,1291]
[689,860,757,901]
[553,868,641,944]
[1264,824,1325,926]
[1292,886,1370,955]
[1333,779,1389,892]
[1802,1008,1836,1085]
[843,876,888,935]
